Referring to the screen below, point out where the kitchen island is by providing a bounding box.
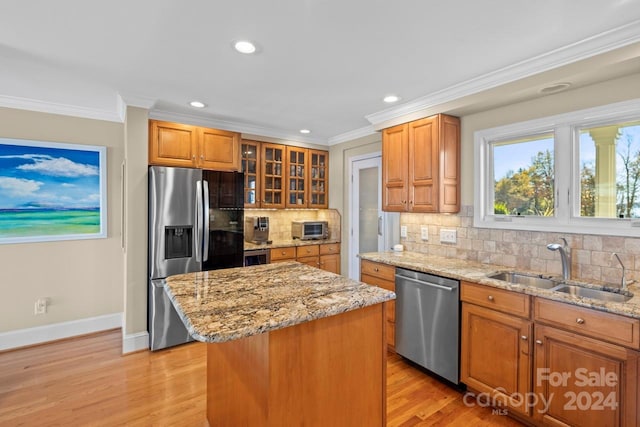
[164,261,395,427]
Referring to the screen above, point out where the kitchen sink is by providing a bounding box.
[487,271,557,289]
[551,284,633,303]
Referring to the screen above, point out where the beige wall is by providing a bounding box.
[399,72,640,285]
[460,72,640,205]
[123,107,148,337]
[0,107,124,332]
[328,133,382,274]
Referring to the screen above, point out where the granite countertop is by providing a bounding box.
[359,251,640,319]
[164,261,395,343]
[244,238,341,251]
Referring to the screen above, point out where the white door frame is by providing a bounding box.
[348,151,382,280]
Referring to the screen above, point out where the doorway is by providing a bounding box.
[348,153,399,280]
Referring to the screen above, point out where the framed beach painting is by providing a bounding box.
[0,138,107,244]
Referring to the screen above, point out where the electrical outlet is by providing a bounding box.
[440,228,457,244]
[421,226,429,241]
[34,298,48,315]
[400,225,407,238]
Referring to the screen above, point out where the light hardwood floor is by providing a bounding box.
[0,330,523,426]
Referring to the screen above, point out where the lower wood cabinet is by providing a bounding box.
[461,302,533,417]
[461,281,640,426]
[270,243,340,274]
[360,259,396,350]
[533,324,639,427]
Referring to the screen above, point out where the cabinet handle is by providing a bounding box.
[521,336,528,341]
[487,295,494,301]
[535,340,543,345]
[576,318,585,324]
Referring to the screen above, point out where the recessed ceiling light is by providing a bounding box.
[383,95,400,103]
[234,40,257,54]
[300,129,311,134]
[539,82,572,94]
[189,101,206,108]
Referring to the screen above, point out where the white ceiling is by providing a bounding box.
[1,0,640,145]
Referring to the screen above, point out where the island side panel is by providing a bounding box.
[207,303,387,427]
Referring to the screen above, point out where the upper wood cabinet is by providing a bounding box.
[261,143,286,209]
[382,114,460,213]
[309,149,329,209]
[149,120,240,171]
[242,139,329,209]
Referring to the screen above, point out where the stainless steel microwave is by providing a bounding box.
[291,220,329,240]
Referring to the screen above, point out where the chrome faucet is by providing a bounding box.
[611,253,627,290]
[547,237,571,281]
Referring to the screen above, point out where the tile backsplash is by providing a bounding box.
[245,209,341,241]
[400,205,638,285]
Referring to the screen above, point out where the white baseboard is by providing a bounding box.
[122,331,149,354]
[0,313,122,351]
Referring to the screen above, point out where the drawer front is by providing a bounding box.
[296,256,319,268]
[461,281,530,318]
[360,274,395,292]
[320,243,340,255]
[270,246,296,261]
[360,260,395,281]
[296,245,320,258]
[534,298,640,349]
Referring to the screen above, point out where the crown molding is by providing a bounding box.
[149,109,329,145]
[327,125,377,146]
[0,94,123,122]
[365,19,640,127]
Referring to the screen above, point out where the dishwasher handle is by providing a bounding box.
[395,274,455,292]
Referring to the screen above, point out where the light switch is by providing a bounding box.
[400,225,407,238]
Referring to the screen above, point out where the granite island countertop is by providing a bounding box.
[164,261,395,343]
[359,251,640,319]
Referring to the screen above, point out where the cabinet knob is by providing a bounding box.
[576,318,585,324]
[535,340,543,345]
[281,251,286,255]
[521,335,528,341]
[374,267,379,272]
[192,155,196,160]
[487,295,494,301]
[402,200,407,204]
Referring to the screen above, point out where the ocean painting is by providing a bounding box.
[0,138,107,244]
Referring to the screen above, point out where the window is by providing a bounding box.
[577,121,640,219]
[492,133,554,217]
[474,99,640,236]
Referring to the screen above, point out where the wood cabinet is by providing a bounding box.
[461,282,533,416]
[270,243,340,274]
[149,120,240,171]
[533,324,639,427]
[533,299,640,426]
[461,281,640,425]
[382,114,460,213]
[241,140,329,209]
[360,260,396,350]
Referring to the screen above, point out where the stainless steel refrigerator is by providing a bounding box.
[148,166,244,351]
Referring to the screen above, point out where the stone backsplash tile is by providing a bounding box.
[400,206,639,285]
[245,208,341,242]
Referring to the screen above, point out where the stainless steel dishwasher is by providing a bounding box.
[395,268,459,384]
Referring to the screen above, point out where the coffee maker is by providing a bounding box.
[245,216,271,244]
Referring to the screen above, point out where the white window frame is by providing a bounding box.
[474,98,640,237]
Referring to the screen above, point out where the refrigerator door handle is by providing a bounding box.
[195,180,203,262]
[203,180,210,262]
